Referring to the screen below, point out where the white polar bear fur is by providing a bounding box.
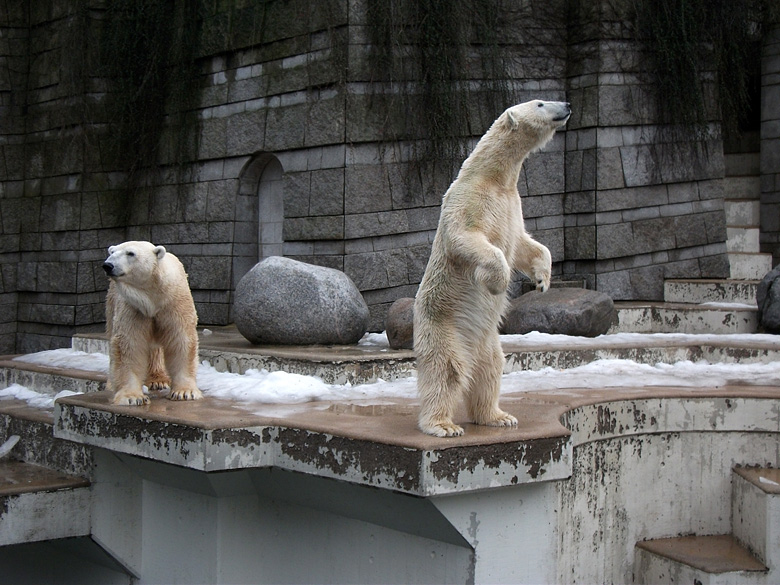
[104,241,201,405]
[414,99,570,437]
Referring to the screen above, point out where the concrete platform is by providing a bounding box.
[3,325,780,583]
[53,383,780,497]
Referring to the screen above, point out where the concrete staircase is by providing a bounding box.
[635,466,779,584]
[0,370,94,550]
[723,151,773,280]
[611,278,760,334]
[611,150,773,335]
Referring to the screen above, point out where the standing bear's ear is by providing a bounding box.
[154,246,166,260]
[505,110,519,130]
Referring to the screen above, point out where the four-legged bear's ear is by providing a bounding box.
[153,245,166,260]
[108,245,117,255]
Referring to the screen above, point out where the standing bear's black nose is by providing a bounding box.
[102,262,114,275]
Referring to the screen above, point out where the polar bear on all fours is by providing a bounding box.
[414,99,571,437]
[103,241,202,406]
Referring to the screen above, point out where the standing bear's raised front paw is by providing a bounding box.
[475,261,511,295]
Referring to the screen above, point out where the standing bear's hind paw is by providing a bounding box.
[168,387,203,401]
[476,410,518,428]
[112,391,150,406]
[420,420,465,437]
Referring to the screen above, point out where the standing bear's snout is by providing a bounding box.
[554,102,571,122]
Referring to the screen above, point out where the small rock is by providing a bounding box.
[233,257,369,345]
[386,297,414,349]
[501,288,616,337]
[757,265,780,333]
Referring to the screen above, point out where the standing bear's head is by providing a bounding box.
[103,241,166,287]
[495,99,571,154]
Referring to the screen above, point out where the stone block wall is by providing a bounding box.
[561,2,730,300]
[1,0,778,353]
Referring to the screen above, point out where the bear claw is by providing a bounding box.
[168,388,203,401]
[113,394,149,406]
[421,422,465,437]
[148,382,170,392]
[479,412,518,427]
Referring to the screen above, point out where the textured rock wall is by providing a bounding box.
[562,2,730,300]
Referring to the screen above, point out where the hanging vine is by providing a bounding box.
[632,0,777,141]
[99,0,203,182]
[366,0,563,165]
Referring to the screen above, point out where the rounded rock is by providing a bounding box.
[386,297,414,349]
[501,287,617,337]
[234,257,369,345]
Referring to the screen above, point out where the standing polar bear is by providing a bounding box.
[414,100,570,437]
[103,241,202,405]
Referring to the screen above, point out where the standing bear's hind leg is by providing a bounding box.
[466,333,517,427]
[416,333,471,437]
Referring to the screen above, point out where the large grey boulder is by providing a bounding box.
[234,256,369,345]
[501,288,617,337]
[757,265,780,334]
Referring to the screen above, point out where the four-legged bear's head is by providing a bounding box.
[103,241,166,286]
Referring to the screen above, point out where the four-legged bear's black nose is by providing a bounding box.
[102,262,114,275]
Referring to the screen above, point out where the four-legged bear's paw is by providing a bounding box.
[168,387,203,401]
[478,411,518,427]
[420,420,465,437]
[147,380,170,392]
[112,391,150,406]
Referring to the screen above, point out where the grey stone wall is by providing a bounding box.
[762,24,780,263]
[0,0,777,353]
[562,2,730,300]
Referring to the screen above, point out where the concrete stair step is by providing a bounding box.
[725,199,761,227]
[0,401,93,479]
[7,325,780,406]
[723,176,762,199]
[729,252,774,280]
[727,227,761,253]
[611,301,758,334]
[635,534,768,585]
[0,459,91,546]
[732,466,780,566]
[0,357,106,399]
[664,279,758,305]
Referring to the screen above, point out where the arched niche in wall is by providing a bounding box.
[257,156,284,261]
[234,152,285,290]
